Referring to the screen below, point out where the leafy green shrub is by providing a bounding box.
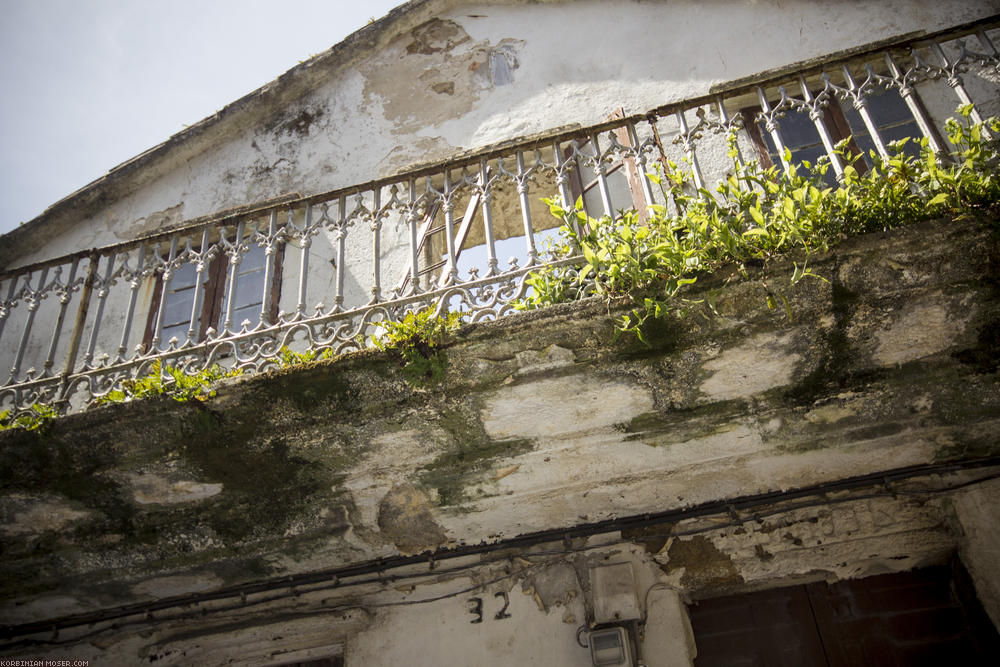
[372,306,464,385]
[519,109,1000,341]
[97,359,241,405]
[0,403,58,431]
[277,346,335,368]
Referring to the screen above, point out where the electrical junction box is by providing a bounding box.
[589,562,641,624]
[589,626,635,667]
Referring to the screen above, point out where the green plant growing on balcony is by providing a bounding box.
[276,345,336,368]
[519,108,1000,341]
[371,306,464,385]
[97,359,241,405]
[0,403,58,432]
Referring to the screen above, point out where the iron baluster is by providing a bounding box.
[42,259,80,377]
[370,187,384,303]
[929,40,992,140]
[797,75,844,178]
[405,178,422,293]
[222,221,247,335]
[674,109,707,191]
[441,170,459,285]
[478,158,500,276]
[151,237,180,350]
[116,244,147,362]
[588,133,615,217]
[259,211,280,326]
[57,253,99,404]
[334,196,348,311]
[757,86,792,172]
[838,66,890,161]
[883,52,945,154]
[552,139,583,237]
[294,204,316,319]
[84,253,117,365]
[8,267,49,384]
[515,150,538,266]
[186,227,212,344]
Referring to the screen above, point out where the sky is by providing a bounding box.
[0,0,404,236]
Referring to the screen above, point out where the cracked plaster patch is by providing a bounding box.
[360,17,524,142]
[0,494,94,536]
[514,344,575,376]
[127,473,223,505]
[699,331,801,401]
[874,301,965,366]
[481,374,654,441]
[377,484,448,554]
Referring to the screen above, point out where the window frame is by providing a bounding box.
[142,239,284,351]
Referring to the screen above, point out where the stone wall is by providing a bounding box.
[1,215,998,664]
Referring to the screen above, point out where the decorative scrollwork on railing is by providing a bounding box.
[0,19,997,421]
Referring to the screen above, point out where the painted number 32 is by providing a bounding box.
[467,592,512,623]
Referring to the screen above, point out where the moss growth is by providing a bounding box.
[618,404,746,446]
[419,406,534,506]
[783,278,861,406]
[952,314,1000,374]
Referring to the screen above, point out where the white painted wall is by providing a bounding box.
[9,0,997,265]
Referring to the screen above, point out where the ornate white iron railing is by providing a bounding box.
[1,18,997,417]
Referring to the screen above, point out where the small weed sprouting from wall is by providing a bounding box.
[371,306,464,386]
[518,108,1000,342]
[276,346,336,368]
[96,360,242,405]
[0,403,58,432]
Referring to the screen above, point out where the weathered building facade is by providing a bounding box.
[1,1,999,665]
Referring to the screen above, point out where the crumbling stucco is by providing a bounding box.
[377,483,449,554]
[0,494,93,537]
[0,216,998,663]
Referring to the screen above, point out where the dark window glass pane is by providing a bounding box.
[160,323,189,347]
[865,86,915,126]
[162,286,196,328]
[777,108,821,148]
[790,144,838,187]
[239,243,267,272]
[231,304,262,329]
[840,87,923,162]
[169,262,199,289]
[852,134,879,166]
[789,144,828,168]
[234,269,265,308]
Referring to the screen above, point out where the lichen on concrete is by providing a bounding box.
[1,215,997,631]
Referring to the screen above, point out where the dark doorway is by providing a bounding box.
[688,563,998,666]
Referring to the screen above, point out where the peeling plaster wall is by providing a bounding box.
[5,0,997,269]
[1,216,998,663]
[953,477,1000,628]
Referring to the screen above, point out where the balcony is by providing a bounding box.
[1,17,998,418]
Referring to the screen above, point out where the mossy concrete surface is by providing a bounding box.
[1,216,998,626]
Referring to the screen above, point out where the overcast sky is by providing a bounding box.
[0,0,403,236]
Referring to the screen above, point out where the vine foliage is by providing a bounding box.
[518,107,1000,341]
[372,306,464,385]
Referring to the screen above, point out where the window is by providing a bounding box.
[744,84,931,184]
[144,240,282,349]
